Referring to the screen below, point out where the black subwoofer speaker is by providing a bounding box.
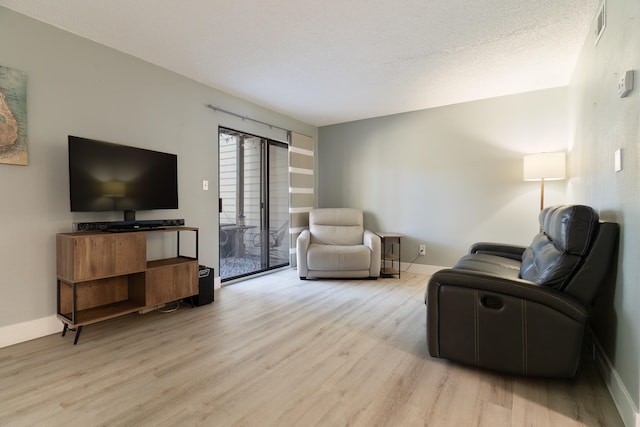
[192,266,214,306]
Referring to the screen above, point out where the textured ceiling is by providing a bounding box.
[0,0,599,126]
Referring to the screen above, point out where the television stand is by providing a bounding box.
[56,226,199,344]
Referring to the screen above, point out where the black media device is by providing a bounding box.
[68,135,178,222]
[183,266,214,306]
[73,219,185,232]
[195,266,214,306]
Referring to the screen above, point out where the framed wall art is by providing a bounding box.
[0,65,28,166]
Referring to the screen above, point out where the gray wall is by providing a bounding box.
[568,0,640,419]
[319,88,569,267]
[0,7,316,329]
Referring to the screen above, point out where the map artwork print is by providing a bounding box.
[0,65,28,166]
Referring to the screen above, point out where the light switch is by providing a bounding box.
[614,149,622,172]
[202,180,209,190]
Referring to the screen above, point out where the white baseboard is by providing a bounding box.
[0,315,61,349]
[590,331,639,427]
[402,262,448,276]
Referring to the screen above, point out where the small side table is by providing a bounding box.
[376,232,403,278]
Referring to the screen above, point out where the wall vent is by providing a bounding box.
[594,1,606,45]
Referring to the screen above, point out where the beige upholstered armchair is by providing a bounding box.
[296,208,381,279]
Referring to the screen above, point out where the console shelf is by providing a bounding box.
[59,300,145,326]
[147,256,195,269]
[56,227,199,344]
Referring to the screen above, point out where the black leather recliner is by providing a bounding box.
[425,205,618,377]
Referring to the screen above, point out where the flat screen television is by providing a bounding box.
[68,135,178,221]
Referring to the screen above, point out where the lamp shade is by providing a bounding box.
[523,152,566,181]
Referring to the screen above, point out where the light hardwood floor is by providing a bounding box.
[0,269,623,426]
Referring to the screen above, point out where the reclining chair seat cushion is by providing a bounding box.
[453,253,521,279]
[307,244,372,271]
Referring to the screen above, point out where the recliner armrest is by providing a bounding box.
[469,242,527,261]
[426,269,588,321]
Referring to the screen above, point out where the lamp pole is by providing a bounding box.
[523,152,566,211]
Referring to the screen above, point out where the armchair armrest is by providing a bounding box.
[363,230,381,277]
[296,230,311,278]
[469,242,527,261]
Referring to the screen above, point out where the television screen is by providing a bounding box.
[68,136,178,219]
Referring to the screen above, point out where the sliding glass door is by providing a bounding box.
[219,128,289,281]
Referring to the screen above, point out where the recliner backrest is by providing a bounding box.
[309,208,364,245]
[520,205,599,289]
[563,221,618,306]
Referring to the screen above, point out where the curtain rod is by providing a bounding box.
[206,104,291,134]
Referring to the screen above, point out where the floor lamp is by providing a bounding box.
[523,152,566,210]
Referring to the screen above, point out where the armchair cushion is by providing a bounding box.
[309,208,364,245]
[307,244,372,272]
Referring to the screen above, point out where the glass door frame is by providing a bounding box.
[218,127,289,282]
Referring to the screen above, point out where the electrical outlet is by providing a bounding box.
[618,70,634,98]
[419,244,426,256]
